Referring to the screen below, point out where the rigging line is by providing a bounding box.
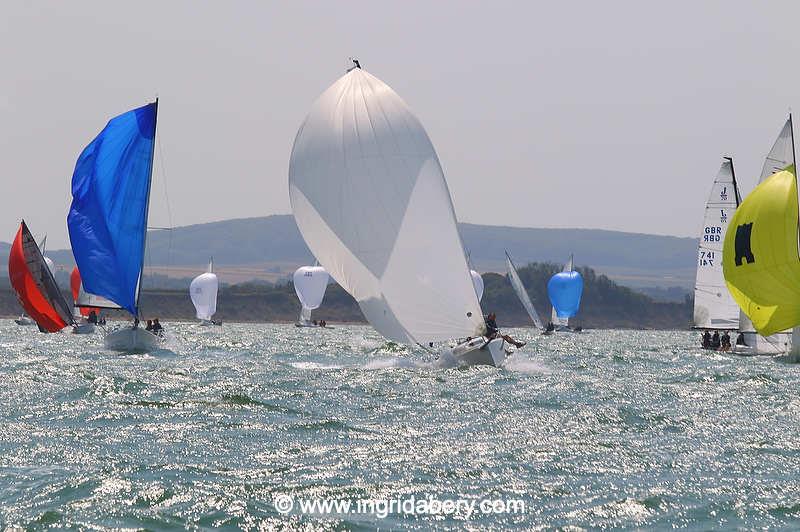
[157,131,175,269]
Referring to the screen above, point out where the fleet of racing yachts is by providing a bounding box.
[8,60,799,363]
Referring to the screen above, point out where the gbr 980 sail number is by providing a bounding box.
[703,226,723,242]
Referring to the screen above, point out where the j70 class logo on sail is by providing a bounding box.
[720,186,728,201]
[720,209,727,223]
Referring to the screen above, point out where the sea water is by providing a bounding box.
[1,321,800,529]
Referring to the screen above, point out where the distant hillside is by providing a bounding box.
[3,215,698,290]
[0,262,691,329]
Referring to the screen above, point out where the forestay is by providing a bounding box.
[288,66,485,344]
[693,158,741,329]
[505,252,544,329]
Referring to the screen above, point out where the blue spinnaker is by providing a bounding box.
[547,271,583,319]
[67,103,157,316]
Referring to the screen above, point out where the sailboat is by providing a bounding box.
[547,254,583,332]
[14,233,55,326]
[293,265,329,327]
[67,101,162,352]
[289,61,508,366]
[470,270,484,302]
[693,158,741,337]
[723,115,799,357]
[190,259,220,326]
[8,221,75,332]
[504,251,544,332]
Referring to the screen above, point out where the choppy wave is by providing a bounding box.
[2,322,800,528]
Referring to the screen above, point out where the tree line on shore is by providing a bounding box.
[0,262,692,329]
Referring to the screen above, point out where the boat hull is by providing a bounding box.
[450,337,511,367]
[104,327,161,353]
[72,323,95,334]
[15,317,35,326]
[730,331,790,356]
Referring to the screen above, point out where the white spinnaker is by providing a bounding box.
[551,254,574,327]
[289,67,485,344]
[190,272,218,321]
[470,270,484,302]
[693,159,740,329]
[294,266,329,310]
[505,253,544,329]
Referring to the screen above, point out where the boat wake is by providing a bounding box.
[501,356,552,374]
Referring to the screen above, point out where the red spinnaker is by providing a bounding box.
[8,221,73,332]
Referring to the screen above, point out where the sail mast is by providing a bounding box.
[134,98,159,317]
[726,157,742,207]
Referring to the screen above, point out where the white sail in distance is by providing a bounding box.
[294,265,330,322]
[190,260,218,321]
[288,65,485,344]
[505,252,544,330]
[693,158,741,329]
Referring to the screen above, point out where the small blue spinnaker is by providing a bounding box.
[67,102,157,316]
[547,269,583,319]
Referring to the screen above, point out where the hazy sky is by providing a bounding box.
[3,1,799,247]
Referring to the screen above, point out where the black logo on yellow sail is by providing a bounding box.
[734,223,755,266]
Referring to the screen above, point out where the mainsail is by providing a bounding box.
[288,65,485,344]
[293,265,329,323]
[505,252,544,329]
[8,221,74,332]
[190,259,218,321]
[67,102,158,316]
[723,115,800,336]
[693,158,741,329]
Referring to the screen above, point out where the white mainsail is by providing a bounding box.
[550,254,574,327]
[759,118,794,184]
[693,158,741,329]
[190,259,218,321]
[289,65,485,344]
[293,265,330,323]
[470,270,484,302]
[505,252,544,330]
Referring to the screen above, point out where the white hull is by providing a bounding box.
[731,331,791,356]
[104,327,162,353]
[450,337,511,367]
[72,323,95,334]
[199,319,221,326]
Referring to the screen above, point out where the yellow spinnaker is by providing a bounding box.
[722,165,800,336]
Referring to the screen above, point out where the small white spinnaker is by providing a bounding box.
[190,259,218,322]
[293,265,330,324]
